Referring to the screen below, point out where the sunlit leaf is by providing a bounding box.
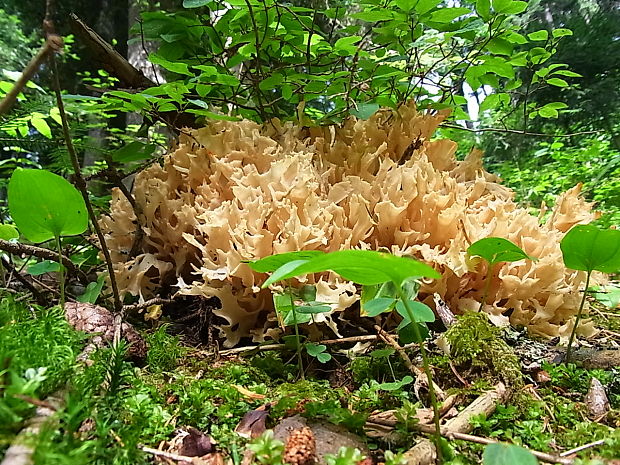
[560,224,620,274]
[8,168,88,243]
[467,237,534,266]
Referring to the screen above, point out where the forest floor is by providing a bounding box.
[0,290,619,465]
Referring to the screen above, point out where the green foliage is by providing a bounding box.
[144,325,185,373]
[0,224,18,241]
[560,223,620,361]
[249,431,284,465]
[96,0,579,125]
[561,224,620,274]
[467,237,534,266]
[0,295,82,441]
[0,9,35,70]
[493,136,620,227]
[482,443,539,465]
[324,446,365,465]
[8,168,88,243]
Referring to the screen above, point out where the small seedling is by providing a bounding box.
[467,237,535,311]
[8,168,88,307]
[249,249,446,461]
[560,224,620,362]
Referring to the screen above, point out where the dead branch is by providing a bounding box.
[122,297,175,313]
[439,123,603,138]
[0,35,64,116]
[0,238,87,284]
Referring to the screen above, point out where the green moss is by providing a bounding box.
[445,312,523,391]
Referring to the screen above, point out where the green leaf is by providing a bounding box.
[374,375,413,391]
[363,297,397,316]
[30,114,52,139]
[552,28,573,38]
[296,304,331,314]
[492,0,527,14]
[538,102,567,118]
[415,0,442,15]
[351,103,379,120]
[592,285,620,309]
[527,30,549,41]
[352,10,394,22]
[261,250,440,288]
[483,443,539,465]
[398,322,429,344]
[77,275,106,304]
[305,343,327,356]
[334,36,362,56]
[396,300,436,324]
[560,225,620,274]
[547,77,568,87]
[112,141,157,163]
[259,74,284,91]
[428,7,470,23]
[0,224,19,241]
[476,0,491,20]
[467,237,534,266]
[183,0,210,8]
[148,53,192,75]
[316,352,332,363]
[248,251,325,273]
[8,169,88,243]
[28,260,62,276]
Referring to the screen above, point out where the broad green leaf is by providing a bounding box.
[467,237,534,266]
[148,53,192,75]
[0,224,18,241]
[351,103,379,120]
[396,300,436,324]
[31,114,52,139]
[550,70,581,78]
[492,0,527,14]
[248,251,325,273]
[8,168,88,243]
[552,28,573,38]
[334,36,362,56]
[259,74,284,91]
[560,225,620,274]
[476,0,491,20]
[183,0,211,8]
[398,322,429,344]
[28,260,62,276]
[428,7,470,23]
[415,0,442,15]
[528,30,549,41]
[363,297,397,316]
[483,443,538,465]
[112,141,157,163]
[352,10,394,22]
[262,250,440,288]
[547,77,568,87]
[77,275,106,304]
[592,285,620,309]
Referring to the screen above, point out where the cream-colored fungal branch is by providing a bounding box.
[101,103,601,346]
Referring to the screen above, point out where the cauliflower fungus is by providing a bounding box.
[100,104,600,346]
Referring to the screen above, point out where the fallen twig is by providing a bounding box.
[122,298,175,313]
[217,334,378,356]
[559,439,606,457]
[0,239,86,283]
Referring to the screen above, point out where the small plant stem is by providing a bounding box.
[288,280,304,379]
[565,271,591,364]
[397,288,443,464]
[55,235,65,308]
[50,55,123,314]
[479,262,495,312]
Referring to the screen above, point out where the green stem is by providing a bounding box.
[565,271,591,364]
[288,280,304,380]
[479,262,495,312]
[55,234,65,308]
[397,288,443,464]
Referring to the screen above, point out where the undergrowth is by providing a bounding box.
[1,293,618,464]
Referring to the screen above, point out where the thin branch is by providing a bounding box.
[439,123,603,138]
[50,55,123,314]
[0,238,86,283]
[122,298,175,313]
